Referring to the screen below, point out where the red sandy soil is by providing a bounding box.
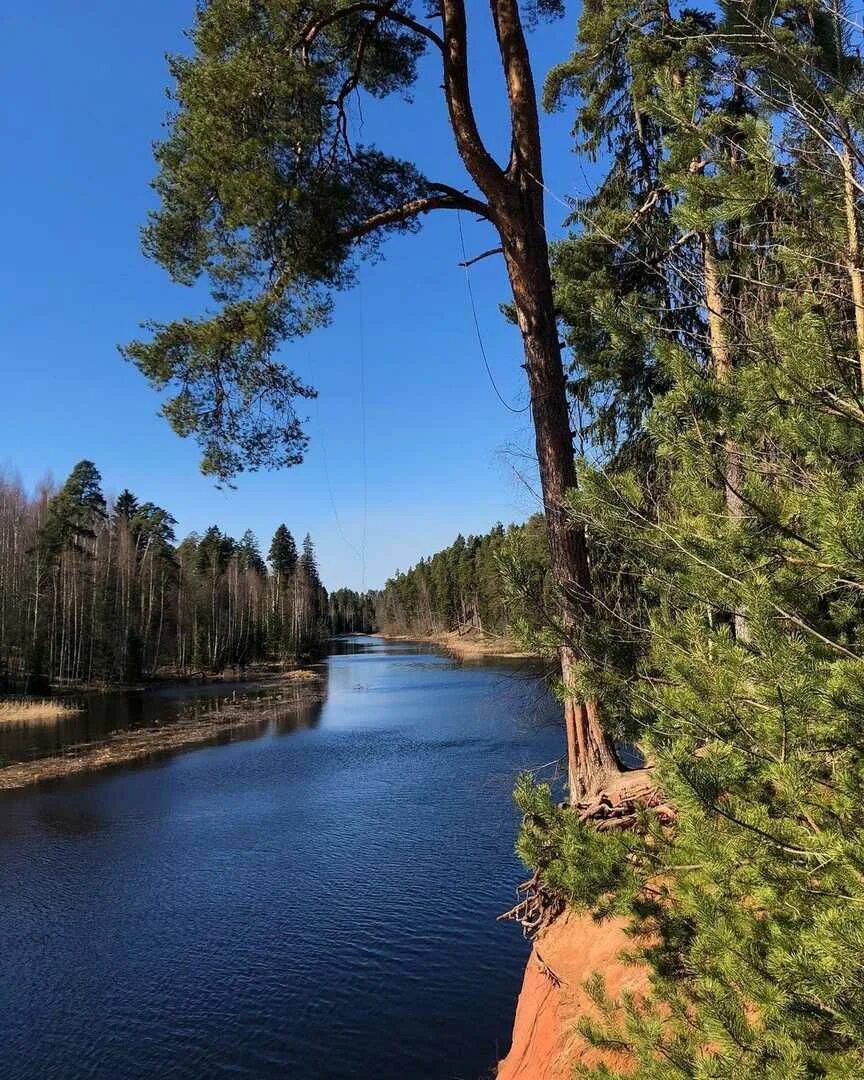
[498,910,647,1079]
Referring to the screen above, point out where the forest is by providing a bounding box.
[0,460,364,687]
[374,516,548,639]
[0,456,540,688]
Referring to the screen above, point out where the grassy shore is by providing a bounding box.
[0,699,81,725]
[0,671,323,791]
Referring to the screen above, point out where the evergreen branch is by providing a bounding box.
[299,2,444,57]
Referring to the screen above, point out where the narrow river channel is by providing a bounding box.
[0,636,564,1080]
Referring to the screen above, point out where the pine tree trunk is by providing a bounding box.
[440,0,623,800]
[702,230,748,641]
[841,129,864,388]
[500,185,621,800]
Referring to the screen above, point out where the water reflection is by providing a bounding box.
[0,672,328,768]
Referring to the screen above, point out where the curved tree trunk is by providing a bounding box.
[452,0,623,800]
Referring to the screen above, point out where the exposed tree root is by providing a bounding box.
[575,769,675,831]
[500,769,676,937]
[498,871,566,939]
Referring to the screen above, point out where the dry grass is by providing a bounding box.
[0,675,324,791]
[0,699,80,725]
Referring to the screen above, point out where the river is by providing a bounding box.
[0,636,564,1079]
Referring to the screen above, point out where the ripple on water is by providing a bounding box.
[0,637,564,1080]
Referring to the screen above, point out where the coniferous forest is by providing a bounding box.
[0,460,366,686]
[374,516,548,639]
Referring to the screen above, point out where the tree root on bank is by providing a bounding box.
[575,771,676,832]
[498,871,566,938]
[499,770,676,938]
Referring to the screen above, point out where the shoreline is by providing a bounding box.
[380,630,537,661]
[0,671,323,792]
[1,659,325,698]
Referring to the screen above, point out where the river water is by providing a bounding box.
[0,636,564,1080]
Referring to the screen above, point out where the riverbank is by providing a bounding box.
[381,629,537,661]
[0,670,323,791]
[497,911,646,1078]
[0,658,325,697]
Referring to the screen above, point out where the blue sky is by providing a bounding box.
[0,3,593,590]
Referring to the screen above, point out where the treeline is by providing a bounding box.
[328,588,377,636]
[375,516,548,639]
[0,460,349,686]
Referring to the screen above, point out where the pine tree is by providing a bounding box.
[122,0,642,797]
[39,460,106,558]
[514,2,864,1074]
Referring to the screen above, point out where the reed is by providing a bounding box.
[0,699,80,724]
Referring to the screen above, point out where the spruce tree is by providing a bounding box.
[268,525,298,577]
[238,529,266,574]
[113,489,139,522]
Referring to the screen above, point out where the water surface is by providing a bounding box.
[0,637,563,1079]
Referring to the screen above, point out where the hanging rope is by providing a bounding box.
[456,210,531,415]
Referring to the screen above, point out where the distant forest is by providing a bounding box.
[0,460,546,686]
[375,516,548,640]
[0,460,373,687]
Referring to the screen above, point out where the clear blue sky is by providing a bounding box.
[0,3,594,591]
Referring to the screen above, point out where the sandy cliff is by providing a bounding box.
[498,911,646,1079]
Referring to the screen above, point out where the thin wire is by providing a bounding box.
[358,279,369,591]
[315,394,363,562]
[456,210,531,415]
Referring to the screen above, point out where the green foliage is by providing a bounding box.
[517,0,864,1074]
[38,460,107,560]
[268,524,298,576]
[124,0,438,481]
[376,515,551,642]
[514,774,642,915]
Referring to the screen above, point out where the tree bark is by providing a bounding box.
[702,230,748,641]
[499,198,621,798]
[479,0,621,798]
[840,129,864,389]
